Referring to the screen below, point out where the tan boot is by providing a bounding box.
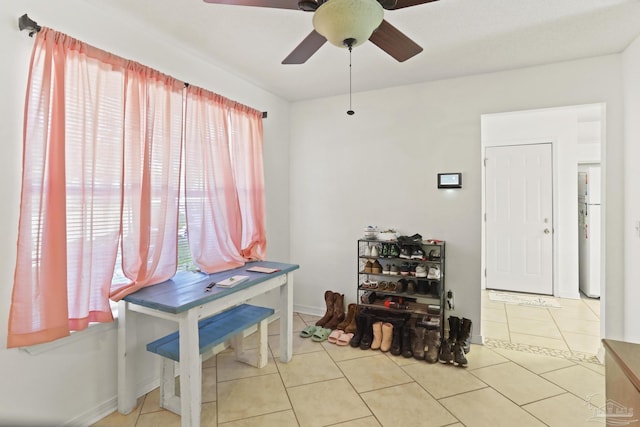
[315,291,335,327]
[337,303,356,331]
[325,293,345,330]
[380,322,394,352]
[370,321,383,350]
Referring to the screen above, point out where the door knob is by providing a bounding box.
[544,229,550,234]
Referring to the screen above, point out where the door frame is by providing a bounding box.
[481,138,559,296]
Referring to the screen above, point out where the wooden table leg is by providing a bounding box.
[279,272,294,362]
[179,310,202,427]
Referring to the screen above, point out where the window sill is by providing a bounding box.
[19,301,119,356]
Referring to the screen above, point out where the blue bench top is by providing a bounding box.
[124,261,299,314]
[146,304,274,362]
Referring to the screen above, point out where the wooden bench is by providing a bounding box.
[146,303,274,415]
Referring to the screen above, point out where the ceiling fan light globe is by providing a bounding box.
[312,0,384,48]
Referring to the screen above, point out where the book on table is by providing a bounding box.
[216,275,250,288]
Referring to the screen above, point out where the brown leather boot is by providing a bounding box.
[344,305,359,334]
[315,291,335,327]
[380,322,394,352]
[370,321,383,350]
[324,293,345,330]
[337,303,356,331]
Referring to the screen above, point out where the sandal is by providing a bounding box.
[328,329,344,344]
[311,327,332,342]
[387,282,397,292]
[300,325,318,338]
[337,333,354,346]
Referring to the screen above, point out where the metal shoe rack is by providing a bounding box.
[357,238,446,337]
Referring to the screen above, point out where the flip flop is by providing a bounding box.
[300,325,318,338]
[311,327,331,342]
[327,329,344,344]
[336,332,354,346]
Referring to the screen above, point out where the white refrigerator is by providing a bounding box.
[578,165,601,298]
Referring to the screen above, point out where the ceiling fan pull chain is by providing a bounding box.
[347,41,355,116]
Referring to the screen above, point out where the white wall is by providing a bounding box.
[623,34,640,343]
[481,105,602,300]
[289,55,624,346]
[0,0,291,425]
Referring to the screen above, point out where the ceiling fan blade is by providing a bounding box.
[369,20,423,62]
[203,0,302,10]
[282,31,327,64]
[380,0,438,10]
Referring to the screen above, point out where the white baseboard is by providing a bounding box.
[294,304,324,317]
[67,377,161,427]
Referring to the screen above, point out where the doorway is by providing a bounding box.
[480,104,605,359]
[485,143,553,295]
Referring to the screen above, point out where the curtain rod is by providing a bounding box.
[17,13,267,119]
[19,14,40,37]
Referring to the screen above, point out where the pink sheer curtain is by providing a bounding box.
[228,102,266,260]
[8,29,126,347]
[109,66,184,301]
[183,87,245,272]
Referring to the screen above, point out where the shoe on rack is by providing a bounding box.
[428,248,441,261]
[371,244,379,258]
[390,264,400,275]
[430,280,441,296]
[382,263,391,275]
[416,281,429,295]
[415,264,427,277]
[389,244,401,258]
[411,246,426,260]
[372,260,383,274]
[364,244,372,257]
[364,260,373,273]
[406,280,416,294]
[400,263,410,276]
[409,264,417,276]
[427,266,441,279]
[381,243,389,258]
[399,246,412,259]
[396,279,407,293]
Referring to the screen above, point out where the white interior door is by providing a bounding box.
[485,143,553,295]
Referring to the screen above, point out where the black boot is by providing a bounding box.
[413,326,426,360]
[359,315,375,350]
[439,316,458,364]
[401,326,413,358]
[350,312,366,348]
[390,321,403,356]
[453,318,472,367]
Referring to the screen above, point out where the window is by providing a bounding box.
[8,28,266,348]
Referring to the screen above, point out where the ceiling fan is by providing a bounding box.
[202,0,439,64]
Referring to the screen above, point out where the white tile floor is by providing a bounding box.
[481,290,602,361]
[94,309,606,427]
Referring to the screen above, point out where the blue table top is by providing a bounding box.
[123,261,299,314]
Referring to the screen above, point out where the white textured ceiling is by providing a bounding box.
[84,0,640,101]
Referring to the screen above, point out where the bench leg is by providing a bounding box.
[234,318,269,368]
[160,358,181,416]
